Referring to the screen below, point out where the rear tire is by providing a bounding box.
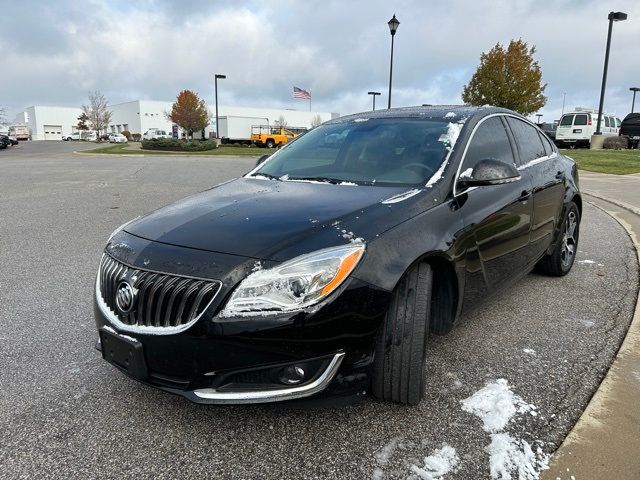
[372,263,432,405]
[537,202,580,276]
[266,139,275,149]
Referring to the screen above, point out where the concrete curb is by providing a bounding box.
[542,192,640,479]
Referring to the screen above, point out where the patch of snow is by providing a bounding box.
[381,188,421,204]
[577,259,595,264]
[354,118,369,122]
[375,437,400,466]
[251,174,275,181]
[444,112,457,119]
[426,161,448,187]
[442,122,463,149]
[487,433,549,480]
[339,181,358,186]
[279,174,289,180]
[459,167,473,179]
[523,349,536,355]
[410,444,460,480]
[461,379,531,433]
[251,261,262,272]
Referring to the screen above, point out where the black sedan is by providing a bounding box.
[95,105,581,405]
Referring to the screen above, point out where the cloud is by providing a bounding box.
[1,0,639,122]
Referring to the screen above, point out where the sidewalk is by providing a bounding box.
[542,172,640,480]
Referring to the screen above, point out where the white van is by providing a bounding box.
[143,128,172,140]
[556,109,621,147]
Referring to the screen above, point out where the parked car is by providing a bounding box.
[620,113,640,149]
[555,110,620,148]
[143,128,171,140]
[63,132,81,141]
[108,133,128,143]
[64,131,97,141]
[95,105,581,406]
[537,122,557,142]
[0,134,9,149]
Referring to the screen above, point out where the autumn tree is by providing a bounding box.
[77,113,90,139]
[462,39,547,116]
[82,91,112,138]
[167,90,210,138]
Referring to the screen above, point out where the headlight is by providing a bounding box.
[220,244,365,317]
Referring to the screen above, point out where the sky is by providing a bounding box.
[1,0,639,124]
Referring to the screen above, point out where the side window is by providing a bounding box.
[538,131,554,156]
[574,114,588,126]
[604,116,610,128]
[506,117,546,165]
[460,116,515,174]
[617,118,622,128]
[560,115,574,126]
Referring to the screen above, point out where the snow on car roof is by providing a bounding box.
[325,105,513,125]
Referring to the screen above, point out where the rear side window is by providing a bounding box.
[560,115,574,126]
[616,118,622,127]
[460,116,515,173]
[604,117,610,127]
[506,117,546,165]
[574,114,588,126]
[539,131,555,156]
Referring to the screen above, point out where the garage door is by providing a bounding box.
[44,125,62,141]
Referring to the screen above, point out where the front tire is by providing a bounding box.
[372,263,432,405]
[537,202,580,276]
[266,139,275,149]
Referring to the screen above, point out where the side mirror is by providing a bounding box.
[255,154,270,167]
[457,159,520,189]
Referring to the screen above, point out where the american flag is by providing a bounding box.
[293,86,311,100]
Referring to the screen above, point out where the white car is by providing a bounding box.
[143,128,171,140]
[63,132,97,141]
[108,133,128,143]
[555,110,621,148]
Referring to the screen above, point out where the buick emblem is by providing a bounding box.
[115,281,137,314]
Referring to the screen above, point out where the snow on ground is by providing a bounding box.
[487,434,549,480]
[462,379,549,479]
[410,444,460,480]
[523,349,536,355]
[461,379,533,433]
[577,259,595,264]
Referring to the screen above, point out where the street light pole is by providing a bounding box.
[368,91,381,111]
[630,87,640,113]
[595,11,627,135]
[387,14,400,109]
[214,74,226,139]
[561,92,566,115]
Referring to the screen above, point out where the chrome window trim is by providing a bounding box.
[192,352,345,404]
[453,113,554,197]
[95,254,223,336]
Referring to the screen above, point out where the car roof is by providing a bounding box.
[325,105,519,124]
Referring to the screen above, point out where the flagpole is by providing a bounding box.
[309,90,312,112]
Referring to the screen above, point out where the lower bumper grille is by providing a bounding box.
[97,254,222,333]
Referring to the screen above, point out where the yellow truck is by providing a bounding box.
[251,125,297,148]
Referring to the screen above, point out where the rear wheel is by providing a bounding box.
[372,263,432,405]
[266,139,275,149]
[537,202,580,276]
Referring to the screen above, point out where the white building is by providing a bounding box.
[16,100,338,141]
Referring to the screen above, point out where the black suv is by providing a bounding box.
[620,113,640,148]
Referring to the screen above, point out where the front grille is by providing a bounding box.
[98,254,221,330]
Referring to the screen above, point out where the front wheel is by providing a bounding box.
[371,263,432,405]
[265,139,275,149]
[537,202,580,276]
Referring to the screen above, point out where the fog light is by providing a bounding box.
[280,365,305,385]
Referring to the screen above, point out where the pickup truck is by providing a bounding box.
[250,125,296,148]
[620,113,640,148]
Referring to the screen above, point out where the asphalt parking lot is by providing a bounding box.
[0,142,637,479]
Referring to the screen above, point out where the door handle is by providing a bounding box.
[555,171,565,180]
[518,190,531,202]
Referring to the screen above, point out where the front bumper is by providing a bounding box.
[93,237,391,404]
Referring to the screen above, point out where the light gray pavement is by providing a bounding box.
[542,172,640,480]
[0,145,637,479]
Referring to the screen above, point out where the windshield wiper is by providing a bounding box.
[250,172,281,181]
[287,176,345,184]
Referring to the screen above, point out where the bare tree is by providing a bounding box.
[82,91,112,138]
[311,114,323,128]
[274,115,288,128]
[0,106,7,125]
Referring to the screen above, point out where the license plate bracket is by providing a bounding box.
[100,327,148,380]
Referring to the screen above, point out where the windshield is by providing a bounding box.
[252,118,455,186]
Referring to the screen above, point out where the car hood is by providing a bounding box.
[124,177,436,260]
